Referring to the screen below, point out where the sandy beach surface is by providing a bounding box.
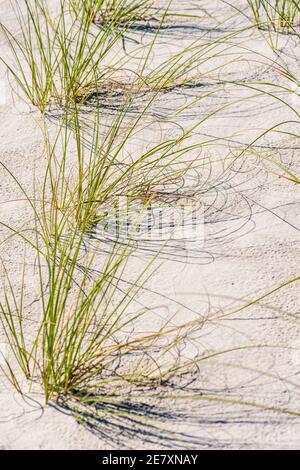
[0,0,300,449]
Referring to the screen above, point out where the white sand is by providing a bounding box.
[0,0,300,449]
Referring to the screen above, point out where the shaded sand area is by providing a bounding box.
[0,0,300,449]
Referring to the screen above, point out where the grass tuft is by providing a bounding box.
[0,0,123,112]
